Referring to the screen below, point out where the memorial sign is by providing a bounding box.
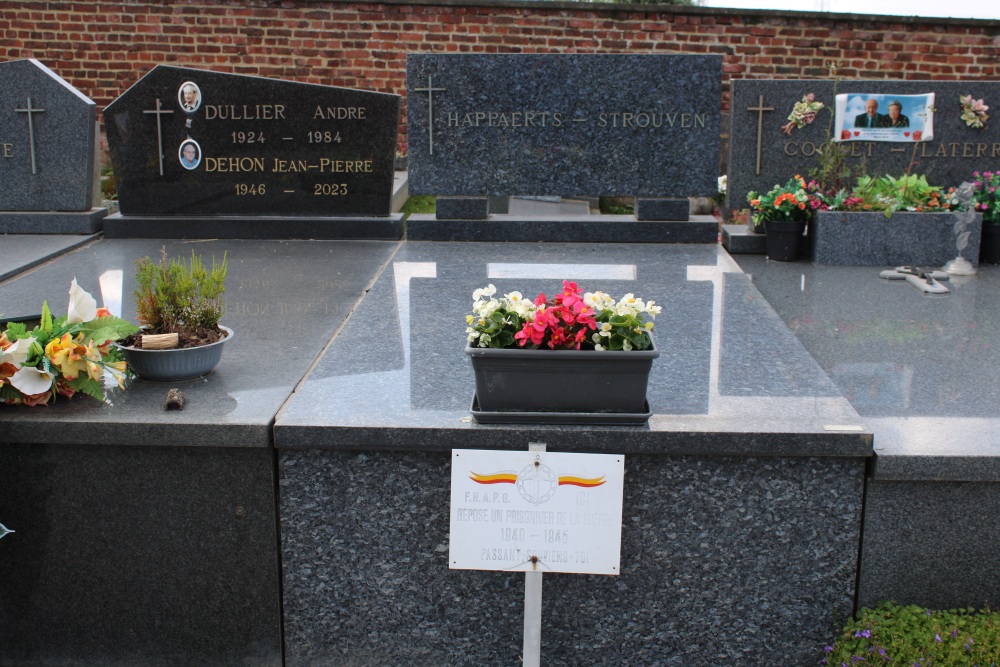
[407,54,721,198]
[105,65,400,227]
[0,59,105,233]
[449,449,624,575]
[729,79,1000,210]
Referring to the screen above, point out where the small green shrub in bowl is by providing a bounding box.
[116,248,231,381]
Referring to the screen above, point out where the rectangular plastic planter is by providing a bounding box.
[810,210,982,267]
[466,338,658,415]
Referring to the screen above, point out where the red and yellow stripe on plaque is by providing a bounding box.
[469,471,606,488]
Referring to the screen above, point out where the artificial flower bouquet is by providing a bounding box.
[465,280,660,352]
[0,279,138,406]
[747,175,828,227]
[970,170,1000,225]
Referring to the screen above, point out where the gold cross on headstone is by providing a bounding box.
[143,98,174,176]
[412,75,445,156]
[15,96,46,175]
[747,95,774,176]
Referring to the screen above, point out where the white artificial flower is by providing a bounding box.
[0,336,35,368]
[10,366,54,395]
[718,175,727,195]
[66,278,98,324]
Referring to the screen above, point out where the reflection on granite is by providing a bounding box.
[280,449,863,666]
[276,242,868,456]
[0,238,398,448]
[735,257,1000,474]
[0,234,98,283]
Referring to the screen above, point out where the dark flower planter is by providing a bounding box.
[117,325,233,381]
[980,223,1000,264]
[765,219,807,262]
[466,338,658,423]
[811,210,982,267]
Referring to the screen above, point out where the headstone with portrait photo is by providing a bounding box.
[0,59,107,234]
[103,65,403,239]
[726,79,1000,217]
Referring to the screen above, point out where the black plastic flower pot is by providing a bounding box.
[465,337,658,416]
[765,219,807,262]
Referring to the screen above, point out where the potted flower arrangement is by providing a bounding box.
[464,281,660,424]
[971,170,1000,264]
[746,175,827,261]
[116,248,231,381]
[0,279,137,405]
[810,173,982,267]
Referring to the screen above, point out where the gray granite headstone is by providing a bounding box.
[103,65,403,239]
[0,59,105,233]
[407,54,721,198]
[729,79,1000,209]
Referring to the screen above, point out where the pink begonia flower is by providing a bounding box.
[66,278,98,324]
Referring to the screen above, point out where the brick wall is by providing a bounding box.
[2,0,998,147]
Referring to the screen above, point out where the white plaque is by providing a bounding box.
[449,449,625,575]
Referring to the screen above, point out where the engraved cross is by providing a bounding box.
[143,98,174,176]
[15,96,46,175]
[412,75,445,156]
[747,95,774,176]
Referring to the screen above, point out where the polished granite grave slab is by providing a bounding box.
[274,242,871,664]
[735,256,1000,609]
[734,256,1000,477]
[0,238,397,667]
[0,238,398,447]
[275,242,869,454]
[0,234,98,283]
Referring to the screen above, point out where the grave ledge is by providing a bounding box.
[0,208,108,235]
[102,213,405,240]
[405,214,719,243]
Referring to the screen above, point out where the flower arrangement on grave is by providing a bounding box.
[747,175,828,227]
[465,281,660,352]
[119,247,228,350]
[959,94,989,130]
[825,174,951,217]
[970,170,1000,225]
[0,280,137,406]
[781,93,825,136]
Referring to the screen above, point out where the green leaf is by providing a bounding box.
[3,322,28,339]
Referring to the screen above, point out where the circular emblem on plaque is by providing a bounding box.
[516,460,558,505]
[178,81,202,113]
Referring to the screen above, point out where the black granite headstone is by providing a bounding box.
[0,59,106,233]
[406,54,721,198]
[104,66,402,238]
[729,79,1000,210]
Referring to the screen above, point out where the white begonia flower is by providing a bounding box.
[0,336,35,368]
[623,339,634,352]
[597,322,613,337]
[66,278,98,324]
[584,291,614,311]
[472,284,496,302]
[504,291,523,303]
[478,333,491,348]
[10,366,54,395]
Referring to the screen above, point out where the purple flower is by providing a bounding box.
[935,634,942,642]
[826,645,834,653]
[953,629,959,638]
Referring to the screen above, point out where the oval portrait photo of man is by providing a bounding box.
[178,81,202,113]
[178,139,202,170]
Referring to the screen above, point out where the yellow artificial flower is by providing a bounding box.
[45,333,90,380]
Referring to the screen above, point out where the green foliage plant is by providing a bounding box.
[134,247,228,334]
[823,602,1000,666]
